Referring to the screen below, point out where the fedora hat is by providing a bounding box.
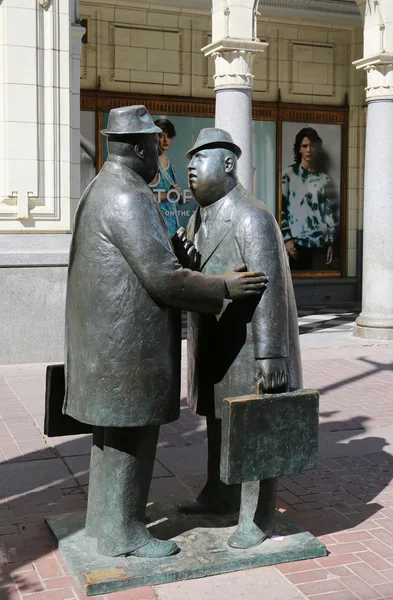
[186,128,242,159]
[101,105,162,136]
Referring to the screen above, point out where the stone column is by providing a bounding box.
[353,0,393,339]
[202,1,267,192]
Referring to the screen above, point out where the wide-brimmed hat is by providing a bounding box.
[186,128,242,159]
[101,105,162,136]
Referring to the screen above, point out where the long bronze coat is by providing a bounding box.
[187,183,303,418]
[63,159,224,427]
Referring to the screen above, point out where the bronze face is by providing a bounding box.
[188,148,235,207]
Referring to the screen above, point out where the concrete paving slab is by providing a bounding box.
[155,565,306,600]
[156,443,207,477]
[49,434,92,457]
[148,476,194,503]
[0,458,74,498]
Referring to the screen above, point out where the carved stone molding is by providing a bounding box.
[80,91,347,125]
[289,41,336,98]
[202,38,268,90]
[108,23,183,88]
[260,0,360,21]
[80,90,283,122]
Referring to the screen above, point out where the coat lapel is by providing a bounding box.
[200,184,247,270]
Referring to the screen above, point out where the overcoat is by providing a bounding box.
[187,183,303,418]
[63,159,225,427]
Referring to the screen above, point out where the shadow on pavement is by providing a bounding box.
[319,356,393,394]
[1,355,393,597]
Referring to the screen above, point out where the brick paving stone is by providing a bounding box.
[13,570,45,595]
[372,583,393,597]
[44,577,80,591]
[18,590,77,600]
[318,534,337,545]
[286,569,330,584]
[0,585,22,600]
[356,550,393,571]
[33,557,65,579]
[301,591,360,600]
[2,562,34,575]
[326,566,354,577]
[347,562,389,585]
[363,539,393,559]
[51,550,73,576]
[341,575,384,600]
[328,541,369,555]
[316,554,362,567]
[276,559,321,574]
[297,578,347,595]
[375,568,393,582]
[332,531,375,543]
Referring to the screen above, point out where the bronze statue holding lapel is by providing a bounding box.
[179,128,303,549]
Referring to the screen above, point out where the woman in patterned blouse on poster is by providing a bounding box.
[150,118,182,238]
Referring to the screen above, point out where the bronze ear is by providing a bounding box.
[134,143,144,160]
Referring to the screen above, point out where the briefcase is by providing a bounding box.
[220,387,319,485]
[44,364,93,437]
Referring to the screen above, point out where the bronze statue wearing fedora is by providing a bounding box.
[179,128,303,549]
[63,108,266,558]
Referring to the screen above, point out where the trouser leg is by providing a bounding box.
[94,425,179,558]
[227,477,277,549]
[85,426,105,538]
[96,425,159,556]
[179,415,240,514]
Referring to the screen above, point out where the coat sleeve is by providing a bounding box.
[108,187,225,314]
[241,204,289,359]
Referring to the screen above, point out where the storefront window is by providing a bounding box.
[81,93,347,277]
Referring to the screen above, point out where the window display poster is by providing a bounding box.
[281,122,342,272]
[100,112,277,230]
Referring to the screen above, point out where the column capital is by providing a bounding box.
[353,53,393,101]
[202,38,268,90]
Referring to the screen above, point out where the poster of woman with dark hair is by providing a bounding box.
[149,118,184,238]
[281,124,341,272]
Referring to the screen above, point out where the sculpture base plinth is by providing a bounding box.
[46,502,327,597]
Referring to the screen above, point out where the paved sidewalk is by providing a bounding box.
[2,310,393,600]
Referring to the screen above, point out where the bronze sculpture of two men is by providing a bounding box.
[63,105,302,558]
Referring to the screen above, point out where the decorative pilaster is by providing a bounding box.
[70,22,86,216]
[0,0,82,232]
[203,0,267,192]
[353,0,393,339]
